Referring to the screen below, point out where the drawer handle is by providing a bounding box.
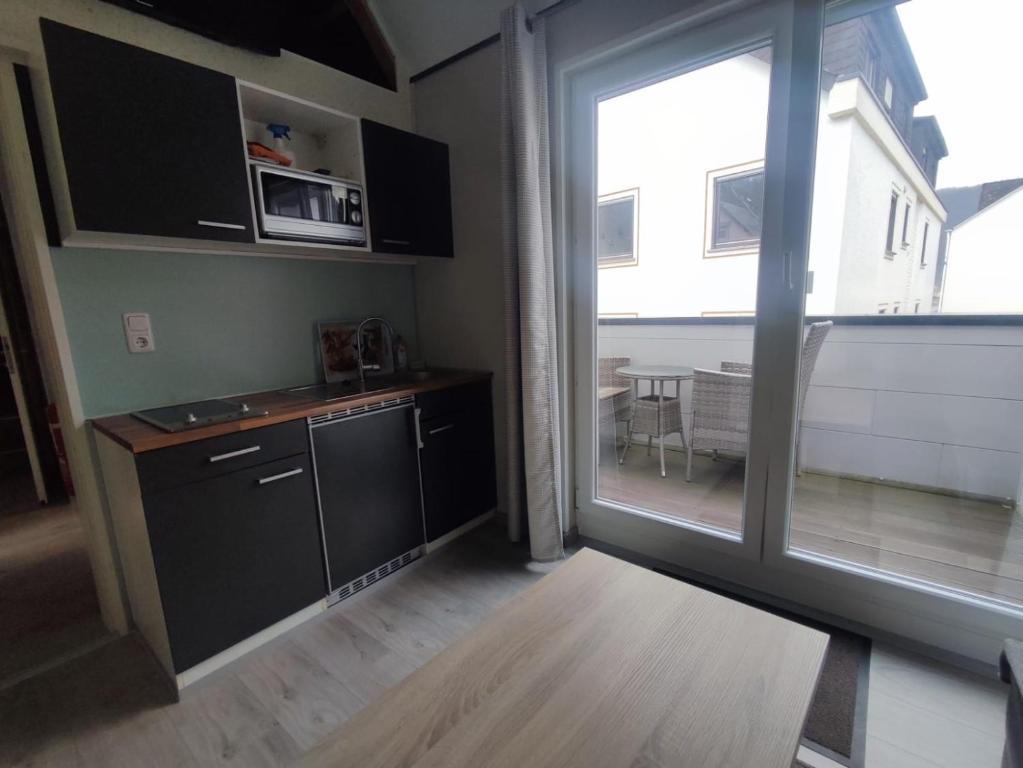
[208,445,261,463]
[197,220,246,231]
[380,238,412,246]
[258,468,304,485]
[428,423,455,435]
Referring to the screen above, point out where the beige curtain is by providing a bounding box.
[500,4,564,561]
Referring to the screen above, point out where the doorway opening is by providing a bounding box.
[0,105,107,685]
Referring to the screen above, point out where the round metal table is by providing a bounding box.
[614,365,695,477]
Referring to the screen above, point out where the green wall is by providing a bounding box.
[52,247,419,416]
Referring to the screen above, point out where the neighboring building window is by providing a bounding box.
[892,303,900,314]
[901,202,911,246]
[914,301,921,314]
[883,77,894,109]
[878,304,888,314]
[597,189,638,267]
[920,221,929,267]
[864,41,881,93]
[884,192,898,255]
[707,166,765,252]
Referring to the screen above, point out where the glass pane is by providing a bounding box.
[789,1,1023,607]
[713,170,764,248]
[595,45,772,537]
[263,176,341,222]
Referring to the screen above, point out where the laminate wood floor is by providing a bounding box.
[0,523,560,768]
[0,500,108,686]
[0,521,1008,767]
[599,449,1023,606]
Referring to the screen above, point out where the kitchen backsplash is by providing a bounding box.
[52,247,419,416]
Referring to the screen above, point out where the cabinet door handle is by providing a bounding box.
[380,238,412,246]
[428,423,455,436]
[258,468,304,485]
[208,445,261,463]
[197,220,246,231]
[414,407,424,449]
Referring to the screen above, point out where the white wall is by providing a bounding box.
[411,44,510,516]
[941,188,1023,314]
[598,321,1023,501]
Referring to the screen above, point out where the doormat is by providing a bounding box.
[653,569,869,768]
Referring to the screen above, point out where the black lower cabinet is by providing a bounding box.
[311,404,425,590]
[143,454,326,672]
[418,382,497,542]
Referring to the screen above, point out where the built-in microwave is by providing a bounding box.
[251,163,366,247]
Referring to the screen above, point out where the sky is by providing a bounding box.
[896,0,1023,189]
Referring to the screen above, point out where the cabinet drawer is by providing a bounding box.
[143,454,325,671]
[136,420,308,493]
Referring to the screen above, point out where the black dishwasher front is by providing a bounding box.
[309,401,425,598]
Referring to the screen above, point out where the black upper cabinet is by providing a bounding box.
[40,20,253,242]
[361,119,454,258]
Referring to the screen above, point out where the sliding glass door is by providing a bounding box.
[764,0,1023,637]
[568,1,801,563]
[565,0,1023,661]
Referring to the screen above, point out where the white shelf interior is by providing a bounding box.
[238,82,363,183]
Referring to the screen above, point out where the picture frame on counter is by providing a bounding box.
[318,319,393,382]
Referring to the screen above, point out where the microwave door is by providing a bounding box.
[262,175,308,219]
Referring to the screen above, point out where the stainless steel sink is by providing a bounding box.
[281,372,434,402]
[282,380,395,402]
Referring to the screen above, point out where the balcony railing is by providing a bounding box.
[598,315,1023,505]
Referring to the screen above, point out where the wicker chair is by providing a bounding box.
[685,321,832,481]
[598,357,634,460]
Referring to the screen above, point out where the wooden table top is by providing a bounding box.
[90,369,491,453]
[299,548,828,768]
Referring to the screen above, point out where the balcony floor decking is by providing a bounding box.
[597,447,1023,607]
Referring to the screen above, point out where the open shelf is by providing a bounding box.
[237,81,363,184]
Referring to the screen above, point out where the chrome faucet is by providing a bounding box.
[355,316,394,383]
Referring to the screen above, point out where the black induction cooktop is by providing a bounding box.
[131,398,267,432]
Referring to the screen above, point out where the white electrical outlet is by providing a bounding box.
[123,312,155,353]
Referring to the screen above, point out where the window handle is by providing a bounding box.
[782,250,795,291]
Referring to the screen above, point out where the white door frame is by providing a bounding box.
[558,0,1023,666]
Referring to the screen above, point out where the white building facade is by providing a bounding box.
[940,186,1023,314]
[596,54,946,318]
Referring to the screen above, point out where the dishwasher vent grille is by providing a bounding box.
[327,547,420,606]
[308,395,414,425]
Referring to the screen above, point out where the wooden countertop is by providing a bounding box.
[298,548,828,768]
[91,369,491,454]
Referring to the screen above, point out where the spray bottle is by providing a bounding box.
[266,123,296,166]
